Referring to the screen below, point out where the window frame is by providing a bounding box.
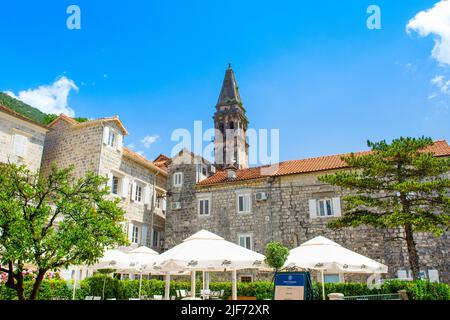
[134,183,143,203]
[173,172,183,187]
[12,132,29,158]
[317,199,334,217]
[236,190,252,214]
[112,176,120,195]
[237,233,253,250]
[197,194,211,216]
[107,129,117,148]
[131,225,140,244]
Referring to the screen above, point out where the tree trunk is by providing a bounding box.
[16,264,25,301]
[29,270,47,300]
[404,223,420,280]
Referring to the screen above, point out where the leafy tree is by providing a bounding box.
[265,241,290,271]
[0,163,128,300]
[319,137,450,280]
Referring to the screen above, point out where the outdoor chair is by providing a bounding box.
[153,295,163,300]
[92,296,101,300]
[200,289,211,300]
[179,289,187,298]
[84,296,94,300]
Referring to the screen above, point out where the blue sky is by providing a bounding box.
[1,0,449,163]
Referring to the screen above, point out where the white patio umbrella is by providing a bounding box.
[283,236,388,299]
[128,246,159,299]
[146,230,268,300]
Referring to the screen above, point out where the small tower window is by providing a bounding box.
[229,122,235,130]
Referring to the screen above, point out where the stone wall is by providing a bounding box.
[0,111,47,172]
[40,118,167,250]
[165,168,450,283]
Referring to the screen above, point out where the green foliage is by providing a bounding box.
[0,92,48,124]
[0,278,447,300]
[264,241,289,270]
[0,163,128,299]
[319,137,450,233]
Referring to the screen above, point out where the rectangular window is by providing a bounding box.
[323,274,341,283]
[173,172,183,187]
[112,176,120,195]
[318,199,333,216]
[135,184,143,202]
[108,130,116,147]
[237,193,251,213]
[198,198,210,216]
[132,225,140,244]
[152,229,159,248]
[13,134,28,158]
[238,234,252,250]
[240,276,253,283]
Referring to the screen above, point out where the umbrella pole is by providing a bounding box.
[191,271,196,298]
[138,273,143,299]
[72,268,77,300]
[232,270,237,301]
[321,270,325,300]
[164,272,171,300]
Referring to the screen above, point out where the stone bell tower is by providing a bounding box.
[213,64,249,170]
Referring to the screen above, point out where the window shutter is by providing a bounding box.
[428,270,439,282]
[308,199,317,219]
[107,172,113,190]
[144,185,151,204]
[131,182,136,201]
[397,270,407,279]
[141,225,148,246]
[127,223,134,241]
[121,177,129,197]
[117,134,123,151]
[13,134,28,157]
[332,197,342,217]
[162,197,167,211]
[103,126,110,145]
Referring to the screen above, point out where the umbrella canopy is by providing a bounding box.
[90,249,138,272]
[147,230,267,272]
[283,236,388,274]
[128,246,159,271]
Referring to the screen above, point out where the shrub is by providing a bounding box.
[0,278,448,300]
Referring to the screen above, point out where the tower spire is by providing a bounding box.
[213,65,249,170]
[216,64,242,108]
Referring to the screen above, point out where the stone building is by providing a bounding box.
[164,66,450,283]
[41,114,168,252]
[0,104,48,171]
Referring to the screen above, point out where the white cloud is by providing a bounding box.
[5,76,78,116]
[141,135,159,148]
[407,0,450,66]
[431,74,450,94]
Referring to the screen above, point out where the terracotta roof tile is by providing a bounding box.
[198,140,450,186]
[122,148,167,176]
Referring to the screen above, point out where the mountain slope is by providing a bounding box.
[0,92,47,124]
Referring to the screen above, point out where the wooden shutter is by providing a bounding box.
[107,172,113,190]
[13,134,27,157]
[127,223,134,241]
[332,197,342,217]
[162,197,167,211]
[130,182,136,201]
[428,270,439,282]
[103,126,110,145]
[144,185,151,204]
[309,199,317,219]
[121,177,129,197]
[117,134,123,151]
[141,225,148,246]
[397,270,407,279]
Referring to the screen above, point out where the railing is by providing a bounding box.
[344,293,401,300]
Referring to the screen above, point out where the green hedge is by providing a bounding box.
[1,277,448,300]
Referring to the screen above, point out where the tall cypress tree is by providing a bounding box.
[319,137,450,280]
